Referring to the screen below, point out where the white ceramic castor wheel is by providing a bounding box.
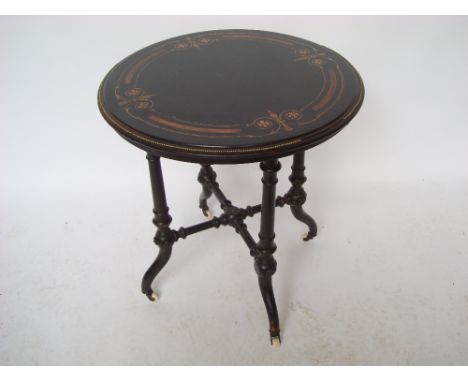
[203,208,214,219]
[148,292,159,302]
[302,232,315,241]
[271,336,281,348]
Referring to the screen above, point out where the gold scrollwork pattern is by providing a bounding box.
[251,109,306,134]
[293,46,332,67]
[248,45,339,134]
[107,30,356,140]
[173,36,216,50]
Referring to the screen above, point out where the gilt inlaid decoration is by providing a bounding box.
[98,29,364,156]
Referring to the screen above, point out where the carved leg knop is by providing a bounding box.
[197,165,216,218]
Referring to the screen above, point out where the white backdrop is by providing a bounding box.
[1,16,468,365]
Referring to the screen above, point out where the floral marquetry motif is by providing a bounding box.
[254,118,274,130]
[282,110,303,121]
[293,47,332,66]
[117,87,155,112]
[173,36,216,50]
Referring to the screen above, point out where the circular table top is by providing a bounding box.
[98,29,364,164]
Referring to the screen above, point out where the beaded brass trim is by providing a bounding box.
[343,75,365,120]
[98,88,302,154]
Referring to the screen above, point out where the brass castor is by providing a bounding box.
[145,292,159,302]
[202,207,214,219]
[271,336,281,348]
[302,232,315,241]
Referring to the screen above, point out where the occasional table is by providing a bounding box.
[98,29,364,347]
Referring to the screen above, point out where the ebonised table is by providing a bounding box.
[98,29,364,347]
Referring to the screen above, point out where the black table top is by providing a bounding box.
[98,29,364,164]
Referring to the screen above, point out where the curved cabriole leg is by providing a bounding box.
[141,245,172,301]
[255,159,282,347]
[197,165,216,218]
[286,151,318,241]
[141,155,176,302]
[290,205,317,241]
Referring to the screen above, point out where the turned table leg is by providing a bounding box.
[286,151,318,241]
[141,155,176,302]
[255,159,282,347]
